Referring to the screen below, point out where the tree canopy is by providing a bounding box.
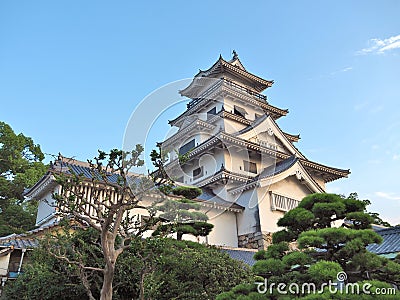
[4,228,251,300]
[218,193,400,299]
[150,146,214,241]
[0,121,47,235]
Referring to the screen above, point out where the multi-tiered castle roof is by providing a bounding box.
[164,52,349,192]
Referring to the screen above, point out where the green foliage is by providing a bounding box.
[172,185,202,199]
[265,242,289,259]
[0,121,46,235]
[368,212,392,227]
[153,197,213,240]
[302,280,398,300]
[345,212,374,229]
[253,258,285,276]
[149,146,174,193]
[150,146,214,241]
[219,193,400,299]
[282,251,311,268]
[5,231,250,300]
[272,229,296,243]
[0,121,46,200]
[307,261,342,284]
[298,227,382,267]
[0,199,38,235]
[277,207,314,237]
[146,238,251,300]
[253,242,289,262]
[254,250,268,261]
[4,228,100,300]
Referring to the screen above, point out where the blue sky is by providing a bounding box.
[0,1,399,224]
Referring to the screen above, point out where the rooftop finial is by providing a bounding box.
[232,50,238,59]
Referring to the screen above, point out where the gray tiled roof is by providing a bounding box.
[256,155,298,179]
[60,162,124,184]
[0,222,61,249]
[198,188,244,210]
[367,226,400,255]
[237,114,268,135]
[221,248,257,266]
[0,234,39,249]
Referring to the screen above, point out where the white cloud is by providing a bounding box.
[357,34,400,55]
[354,101,368,111]
[330,66,353,76]
[375,191,400,201]
[340,67,353,72]
[308,66,353,80]
[393,154,400,160]
[369,105,384,114]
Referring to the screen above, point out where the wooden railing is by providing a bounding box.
[187,78,267,109]
[270,192,300,212]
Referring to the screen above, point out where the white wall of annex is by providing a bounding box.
[35,189,58,226]
[235,189,260,236]
[257,177,311,233]
[206,209,238,247]
[0,253,11,276]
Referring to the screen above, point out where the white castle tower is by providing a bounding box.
[160,52,349,248]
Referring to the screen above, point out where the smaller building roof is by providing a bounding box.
[0,234,39,249]
[0,222,60,250]
[197,188,244,211]
[25,158,145,198]
[367,226,400,255]
[220,247,257,266]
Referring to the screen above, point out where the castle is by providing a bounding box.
[159,52,350,248]
[25,52,350,250]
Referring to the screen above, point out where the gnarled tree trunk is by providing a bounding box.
[100,263,115,300]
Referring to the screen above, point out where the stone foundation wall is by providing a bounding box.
[238,232,274,250]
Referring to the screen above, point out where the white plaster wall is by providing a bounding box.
[211,183,240,203]
[271,176,311,200]
[0,253,11,276]
[36,189,57,226]
[223,118,248,135]
[198,101,224,119]
[257,176,311,233]
[123,197,238,247]
[223,147,261,176]
[235,189,260,236]
[311,174,326,191]
[223,98,265,122]
[180,149,224,185]
[257,186,285,233]
[206,209,238,247]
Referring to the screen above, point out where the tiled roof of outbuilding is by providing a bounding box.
[367,226,400,255]
[0,234,39,249]
[221,248,257,266]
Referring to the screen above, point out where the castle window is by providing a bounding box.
[234,105,247,118]
[207,107,217,120]
[243,160,257,174]
[192,166,204,179]
[179,139,195,155]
